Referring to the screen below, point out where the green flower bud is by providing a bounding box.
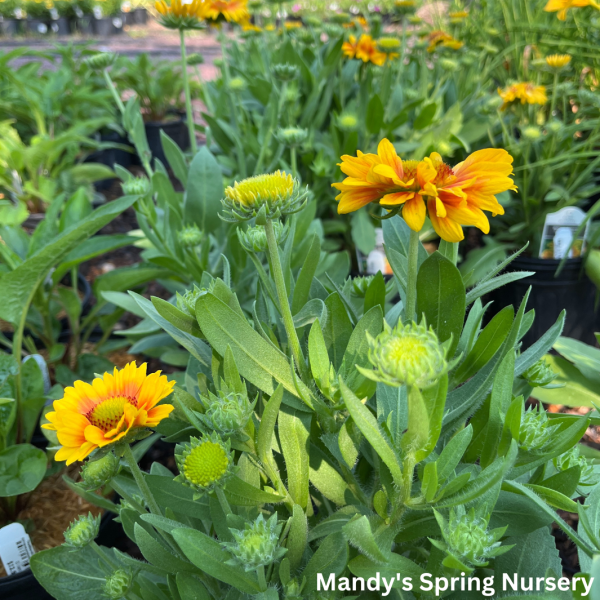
[432,507,509,570]
[85,52,116,70]
[122,176,151,196]
[284,579,305,600]
[103,569,132,600]
[519,406,558,451]
[198,390,256,435]
[275,126,308,147]
[521,358,557,387]
[177,285,208,316]
[221,171,309,222]
[223,513,287,571]
[554,446,600,488]
[175,434,233,498]
[323,23,343,37]
[546,119,563,133]
[522,125,542,141]
[228,77,247,92]
[64,512,101,548]
[404,87,420,100]
[337,112,359,132]
[394,0,416,15]
[178,225,203,248]
[296,28,314,44]
[377,36,401,54]
[213,57,224,68]
[407,15,423,24]
[187,53,204,66]
[80,452,119,490]
[272,62,299,81]
[439,57,459,71]
[237,220,287,253]
[437,140,452,155]
[304,15,320,27]
[352,275,375,297]
[329,12,351,23]
[359,320,449,389]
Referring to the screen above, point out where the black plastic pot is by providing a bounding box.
[49,16,70,34]
[73,15,93,33]
[1,513,118,600]
[145,116,189,166]
[26,18,48,34]
[489,256,597,348]
[0,17,18,35]
[92,14,123,35]
[133,7,147,23]
[86,130,132,191]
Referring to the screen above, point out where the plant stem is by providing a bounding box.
[180,29,198,155]
[122,444,162,516]
[103,69,125,114]
[264,219,309,381]
[215,486,232,516]
[550,71,559,117]
[404,227,420,322]
[290,146,297,178]
[91,540,119,570]
[257,565,267,592]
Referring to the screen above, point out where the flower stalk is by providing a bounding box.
[405,228,420,321]
[123,443,163,516]
[179,29,198,155]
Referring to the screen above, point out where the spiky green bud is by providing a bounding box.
[521,358,557,388]
[519,406,559,451]
[337,112,359,132]
[198,390,256,435]
[223,513,287,571]
[178,225,203,248]
[122,177,151,196]
[554,445,600,488]
[228,77,247,92]
[439,57,459,71]
[85,52,116,70]
[237,221,287,253]
[175,434,233,498]
[187,53,204,66]
[359,320,449,389]
[272,63,299,81]
[64,512,101,548]
[103,569,132,600]
[522,126,542,141]
[276,127,308,147]
[177,285,208,316]
[81,452,119,491]
[431,507,511,572]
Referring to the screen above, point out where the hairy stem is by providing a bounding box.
[404,227,420,322]
[180,29,198,154]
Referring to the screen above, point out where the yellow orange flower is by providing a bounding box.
[497,82,547,109]
[545,54,571,68]
[200,0,249,23]
[356,16,368,29]
[343,34,387,66]
[449,9,468,18]
[544,0,598,20]
[43,363,175,465]
[427,30,463,52]
[332,139,516,242]
[155,0,204,28]
[284,20,302,29]
[241,20,261,31]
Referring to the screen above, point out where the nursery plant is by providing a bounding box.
[30,139,600,600]
[0,195,134,531]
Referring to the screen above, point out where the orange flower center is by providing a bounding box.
[87,396,136,432]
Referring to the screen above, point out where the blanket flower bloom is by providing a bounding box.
[497,82,547,109]
[427,30,463,52]
[544,0,599,20]
[199,0,249,23]
[343,34,387,65]
[43,362,174,465]
[155,0,204,29]
[332,138,516,242]
[545,54,571,69]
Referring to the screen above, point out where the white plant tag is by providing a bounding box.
[0,523,35,575]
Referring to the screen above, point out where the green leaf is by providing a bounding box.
[224,475,284,506]
[172,528,261,593]
[489,490,554,536]
[323,293,353,370]
[287,504,308,572]
[414,103,437,129]
[183,146,223,232]
[309,444,356,506]
[31,545,109,600]
[523,484,579,512]
[0,443,46,497]
[278,406,311,509]
[292,234,321,315]
[348,552,424,585]
[436,425,473,481]
[152,296,203,338]
[579,483,600,572]
[161,130,188,186]
[340,379,402,485]
[177,573,211,600]
[453,305,513,384]
[350,208,376,256]
[135,522,199,573]
[416,251,465,356]
[145,475,210,520]
[257,385,283,465]
[342,515,388,564]
[0,195,135,325]
[302,531,348,593]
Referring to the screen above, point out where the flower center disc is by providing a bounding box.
[88,396,135,432]
[184,441,229,487]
